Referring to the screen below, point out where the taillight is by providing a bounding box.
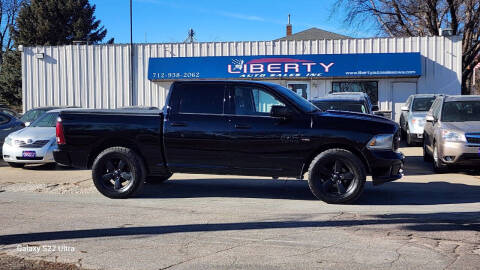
[56,117,66,145]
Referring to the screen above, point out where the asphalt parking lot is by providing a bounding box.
[0,146,479,270]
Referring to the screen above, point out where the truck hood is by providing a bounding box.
[312,110,399,135]
[442,121,480,133]
[8,127,56,141]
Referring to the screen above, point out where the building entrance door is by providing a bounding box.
[392,82,417,122]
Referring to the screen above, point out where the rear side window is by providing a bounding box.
[30,112,59,127]
[170,84,225,114]
[20,109,46,123]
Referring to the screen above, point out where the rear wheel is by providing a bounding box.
[92,147,146,199]
[308,149,366,204]
[145,173,173,184]
[8,162,24,168]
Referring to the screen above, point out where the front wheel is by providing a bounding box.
[423,138,432,162]
[433,144,448,173]
[92,147,146,199]
[406,126,414,146]
[8,162,25,168]
[308,149,366,204]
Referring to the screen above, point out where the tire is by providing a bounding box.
[433,143,448,173]
[92,147,146,199]
[406,126,413,146]
[145,173,173,184]
[41,163,57,169]
[423,138,432,162]
[8,162,24,168]
[308,149,366,204]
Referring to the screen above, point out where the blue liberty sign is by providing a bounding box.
[148,52,421,80]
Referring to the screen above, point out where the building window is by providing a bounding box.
[332,81,378,105]
[287,83,310,100]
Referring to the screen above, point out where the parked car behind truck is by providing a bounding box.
[3,111,61,168]
[399,94,437,146]
[423,95,480,172]
[310,94,372,115]
[54,81,404,204]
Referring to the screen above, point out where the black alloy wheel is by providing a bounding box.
[101,158,134,192]
[92,147,145,198]
[308,149,366,204]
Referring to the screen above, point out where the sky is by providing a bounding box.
[90,0,377,44]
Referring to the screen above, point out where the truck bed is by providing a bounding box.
[55,109,168,176]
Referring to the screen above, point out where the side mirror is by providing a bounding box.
[24,121,31,127]
[372,105,379,112]
[270,105,292,118]
[401,106,409,112]
[425,115,435,122]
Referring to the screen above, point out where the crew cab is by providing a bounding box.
[54,81,404,204]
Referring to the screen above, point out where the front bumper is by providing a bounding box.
[408,125,425,142]
[366,150,404,185]
[439,141,480,166]
[2,141,56,164]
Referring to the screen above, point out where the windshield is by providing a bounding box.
[313,101,366,114]
[20,109,47,123]
[412,97,435,112]
[442,101,480,122]
[271,84,318,112]
[30,112,58,127]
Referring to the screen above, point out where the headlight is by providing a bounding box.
[410,117,425,127]
[367,134,394,150]
[442,130,466,142]
[4,137,12,146]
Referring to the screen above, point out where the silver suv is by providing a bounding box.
[423,95,480,172]
[399,94,437,146]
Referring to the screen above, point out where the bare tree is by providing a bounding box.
[0,0,25,66]
[335,0,480,94]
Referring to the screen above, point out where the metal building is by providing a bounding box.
[21,35,462,121]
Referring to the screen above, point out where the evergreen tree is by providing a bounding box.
[0,0,108,107]
[0,50,21,106]
[12,0,107,46]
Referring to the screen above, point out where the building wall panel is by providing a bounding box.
[22,36,462,112]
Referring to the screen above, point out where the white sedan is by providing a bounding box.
[2,112,59,168]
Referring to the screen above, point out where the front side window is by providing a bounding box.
[171,84,225,114]
[332,81,378,105]
[30,112,59,127]
[233,86,285,116]
[442,101,480,122]
[412,97,436,112]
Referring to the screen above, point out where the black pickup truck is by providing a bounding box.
[54,81,403,204]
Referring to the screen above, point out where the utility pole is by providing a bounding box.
[130,0,135,106]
